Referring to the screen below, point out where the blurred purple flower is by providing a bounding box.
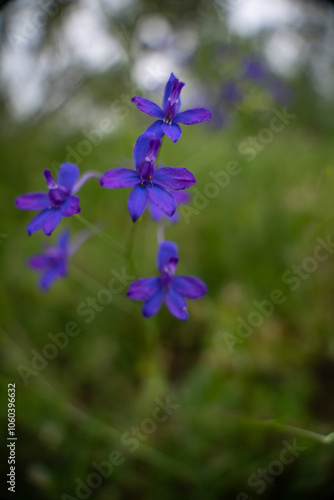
[16,163,83,236]
[148,189,191,224]
[131,73,211,143]
[29,226,95,291]
[100,135,196,222]
[29,230,70,291]
[221,80,243,105]
[210,108,228,129]
[243,58,267,83]
[127,241,207,320]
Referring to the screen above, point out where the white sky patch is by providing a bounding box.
[132,53,177,92]
[100,0,136,14]
[264,31,307,77]
[136,14,173,49]
[1,0,127,119]
[62,3,126,72]
[227,0,301,37]
[170,27,199,64]
[1,43,50,118]
[227,0,305,77]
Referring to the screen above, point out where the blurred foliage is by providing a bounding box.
[1,1,334,499]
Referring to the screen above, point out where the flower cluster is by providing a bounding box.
[16,73,211,320]
[16,163,100,289]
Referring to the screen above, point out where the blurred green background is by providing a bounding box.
[1,0,334,498]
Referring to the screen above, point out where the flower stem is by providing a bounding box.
[69,225,103,256]
[75,214,124,256]
[157,224,165,245]
[72,171,101,194]
[124,223,138,275]
[71,265,134,315]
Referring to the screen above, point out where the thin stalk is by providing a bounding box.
[72,171,101,194]
[75,214,124,256]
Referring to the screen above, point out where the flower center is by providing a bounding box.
[161,259,177,286]
[140,177,153,187]
[49,186,69,207]
[46,247,64,266]
[164,100,177,124]
[138,158,155,184]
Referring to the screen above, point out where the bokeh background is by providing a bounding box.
[1,0,334,498]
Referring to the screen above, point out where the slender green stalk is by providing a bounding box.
[75,214,124,256]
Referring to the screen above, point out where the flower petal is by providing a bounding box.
[148,199,164,222]
[172,190,191,204]
[58,163,80,192]
[143,120,165,139]
[162,73,176,109]
[169,211,180,224]
[61,195,81,216]
[174,108,211,124]
[58,230,71,251]
[153,167,196,190]
[58,260,68,277]
[16,193,50,211]
[148,201,180,224]
[157,241,178,271]
[40,266,62,291]
[29,255,49,269]
[165,287,188,321]
[100,168,140,188]
[149,184,176,217]
[162,257,179,279]
[170,78,185,105]
[49,187,68,206]
[161,122,182,142]
[171,276,207,298]
[133,132,163,169]
[142,288,165,318]
[147,137,161,162]
[133,133,151,169]
[127,184,148,222]
[131,96,164,118]
[148,190,188,223]
[127,277,161,300]
[43,209,63,236]
[138,160,154,182]
[44,170,58,189]
[27,209,54,235]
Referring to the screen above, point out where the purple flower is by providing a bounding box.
[16,163,81,236]
[148,190,190,224]
[100,135,196,222]
[221,80,243,105]
[127,241,207,320]
[29,230,70,291]
[243,58,267,84]
[131,73,211,143]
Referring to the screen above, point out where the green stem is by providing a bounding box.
[124,222,138,276]
[71,265,133,315]
[221,410,334,444]
[75,214,124,257]
[157,223,165,245]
